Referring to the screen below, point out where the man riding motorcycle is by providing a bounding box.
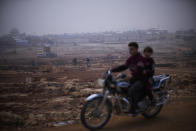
[111,42,146,114]
[80,41,172,130]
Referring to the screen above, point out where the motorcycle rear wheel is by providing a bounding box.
[142,105,163,118]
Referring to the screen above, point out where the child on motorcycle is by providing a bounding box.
[143,46,155,101]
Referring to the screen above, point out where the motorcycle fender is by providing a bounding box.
[86,94,103,101]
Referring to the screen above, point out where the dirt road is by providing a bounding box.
[9,97,196,131]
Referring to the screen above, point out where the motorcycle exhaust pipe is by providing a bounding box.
[156,89,173,106]
[156,94,170,106]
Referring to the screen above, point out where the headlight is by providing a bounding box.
[98,78,105,87]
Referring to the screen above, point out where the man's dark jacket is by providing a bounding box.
[111,53,146,82]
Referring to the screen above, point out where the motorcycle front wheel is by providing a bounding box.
[80,97,112,130]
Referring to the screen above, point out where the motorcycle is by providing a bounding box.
[80,70,172,130]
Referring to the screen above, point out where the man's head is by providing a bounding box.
[143,46,153,58]
[128,42,139,56]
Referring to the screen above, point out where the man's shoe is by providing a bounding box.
[150,99,156,106]
[128,107,140,117]
[128,113,138,117]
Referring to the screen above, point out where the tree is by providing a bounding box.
[0,34,16,46]
[9,28,20,36]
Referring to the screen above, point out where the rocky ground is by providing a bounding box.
[9,97,196,131]
[0,43,196,130]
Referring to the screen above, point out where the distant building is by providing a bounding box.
[13,36,28,45]
[37,45,57,58]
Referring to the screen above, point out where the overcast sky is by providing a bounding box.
[0,0,196,35]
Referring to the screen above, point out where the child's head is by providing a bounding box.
[143,46,153,58]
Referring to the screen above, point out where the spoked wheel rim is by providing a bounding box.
[84,98,110,128]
